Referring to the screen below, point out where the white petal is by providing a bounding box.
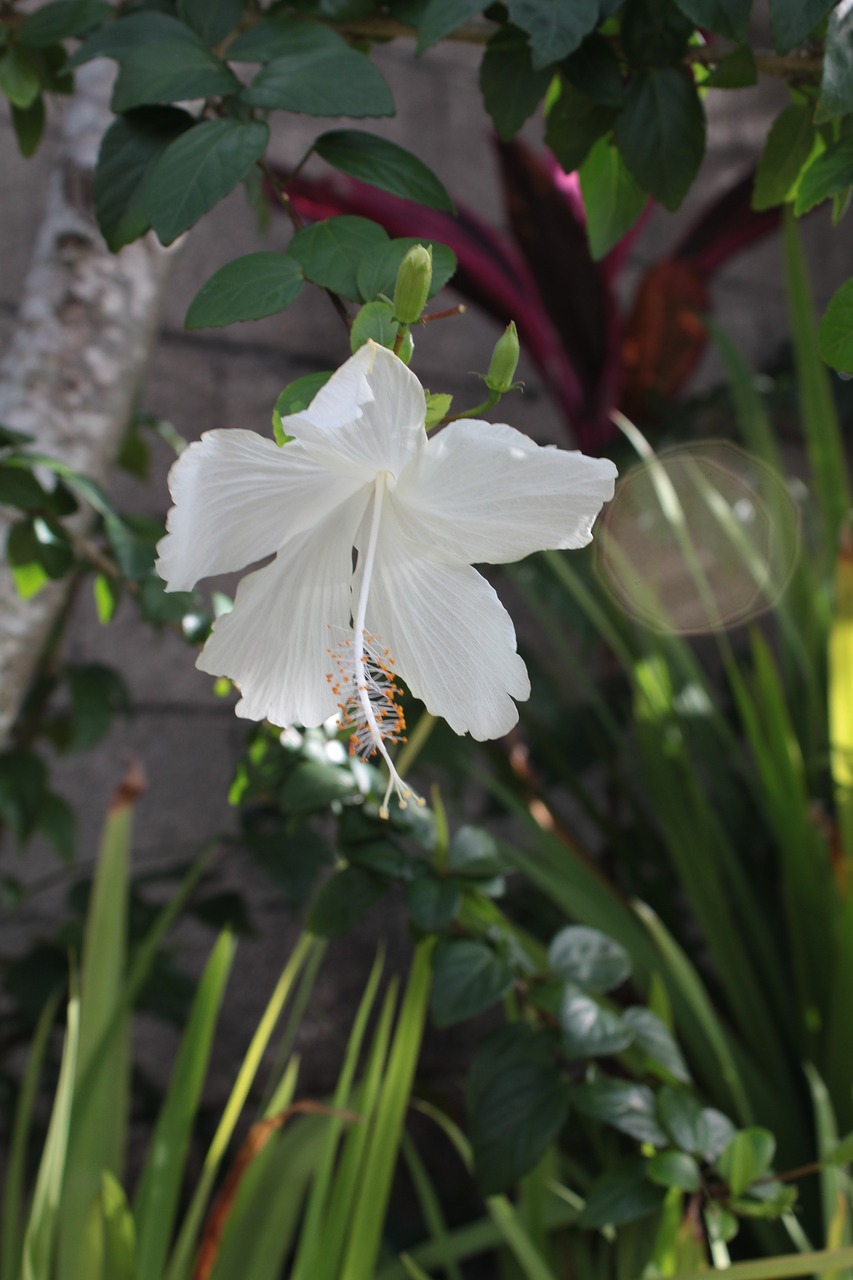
[156,429,358,592]
[281,343,427,484]
[196,490,369,727]
[395,419,617,564]
[361,506,530,740]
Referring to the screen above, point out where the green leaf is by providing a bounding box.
[0,424,34,447]
[548,924,631,993]
[646,1150,701,1192]
[818,2,853,122]
[65,663,131,751]
[406,874,460,931]
[350,300,400,353]
[141,118,269,245]
[11,96,45,158]
[18,0,111,47]
[288,214,389,300]
[819,277,853,372]
[177,0,243,46]
[656,1086,705,1152]
[560,985,634,1058]
[506,0,598,69]
[96,1171,137,1280]
[673,0,750,41]
[575,1078,668,1145]
[10,515,74,579]
[0,462,48,509]
[0,750,48,843]
[795,135,853,214]
[448,825,506,877]
[622,1007,689,1081]
[0,46,41,109]
[272,372,333,439]
[95,107,194,252]
[430,937,514,1028]
[314,130,454,212]
[581,1158,666,1228]
[279,759,357,814]
[355,237,457,302]
[416,0,484,52]
[241,22,393,117]
[308,866,387,936]
[424,392,452,428]
[185,252,303,329]
[479,25,552,141]
[753,102,817,211]
[38,791,76,860]
[544,78,618,174]
[564,33,625,106]
[621,0,693,66]
[770,0,833,54]
[715,1128,776,1196]
[467,1024,570,1194]
[579,136,646,259]
[703,43,757,87]
[93,573,121,624]
[614,67,705,210]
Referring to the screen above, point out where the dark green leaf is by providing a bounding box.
[65,663,131,751]
[544,78,618,173]
[818,2,853,122]
[564,33,625,106]
[10,515,73,579]
[0,424,34,447]
[673,0,750,41]
[467,1025,570,1194]
[579,136,646,259]
[11,96,45,157]
[614,67,705,210]
[769,0,833,54]
[346,838,413,880]
[406,873,460,930]
[656,1086,704,1151]
[242,811,333,906]
[273,372,333,439]
[0,750,48,843]
[819,277,853,372]
[0,46,41,109]
[575,1077,668,1145]
[753,102,817,211]
[185,253,304,329]
[104,514,155,579]
[560,985,634,1058]
[505,0,597,68]
[795,135,853,214]
[0,462,48,510]
[548,924,631,993]
[646,1150,701,1192]
[448,825,506,877]
[308,866,387,936]
[715,1128,776,1196]
[826,1129,853,1166]
[581,1158,666,1228]
[288,214,389,300]
[177,0,243,46]
[703,43,757,88]
[95,107,194,251]
[314,130,454,212]
[241,22,393,117]
[350,300,399,353]
[696,1107,737,1162]
[356,237,456,302]
[279,760,357,815]
[430,937,514,1028]
[622,1007,689,1081]
[18,0,111,47]
[38,790,76,861]
[621,0,693,66]
[416,0,484,52]
[141,118,269,245]
[138,575,199,626]
[479,25,552,140]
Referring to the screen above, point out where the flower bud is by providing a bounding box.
[485,321,520,393]
[393,245,432,324]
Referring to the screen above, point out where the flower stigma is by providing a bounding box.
[326,471,422,819]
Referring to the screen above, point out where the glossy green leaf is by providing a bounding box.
[715,1127,776,1196]
[11,96,45,157]
[479,26,552,140]
[506,0,598,69]
[177,0,243,46]
[575,1078,668,1145]
[621,0,693,66]
[288,215,389,300]
[560,986,634,1058]
[350,300,400,353]
[673,0,750,40]
[18,0,111,47]
[548,924,631,993]
[819,277,853,372]
[308,866,387,937]
[818,2,853,121]
[448,826,506,878]
[0,46,41,109]
[615,67,705,210]
[416,0,484,52]
[769,0,832,53]
[623,1007,689,1082]
[95,107,193,251]
[430,938,514,1028]
[544,78,618,174]
[467,1025,570,1194]
[99,18,238,112]
[0,463,48,510]
[795,135,853,214]
[314,130,454,212]
[185,252,303,329]
[405,874,460,931]
[241,22,393,117]
[141,118,269,245]
[579,136,646,259]
[581,1158,666,1228]
[646,1149,701,1192]
[356,237,456,303]
[753,102,817,211]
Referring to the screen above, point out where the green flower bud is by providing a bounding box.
[485,321,520,393]
[393,245,432,325]
[397,328,415,365]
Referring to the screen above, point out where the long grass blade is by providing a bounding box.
[400,1132,465,1280]
[671,1245,853,1280]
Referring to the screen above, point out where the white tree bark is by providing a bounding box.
[0,64,175,745]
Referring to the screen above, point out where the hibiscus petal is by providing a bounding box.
[394,419,617,564]
[362,506,530,740]
[156,429,358,592]
[197,491,369,728]
[282,342,427,483]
